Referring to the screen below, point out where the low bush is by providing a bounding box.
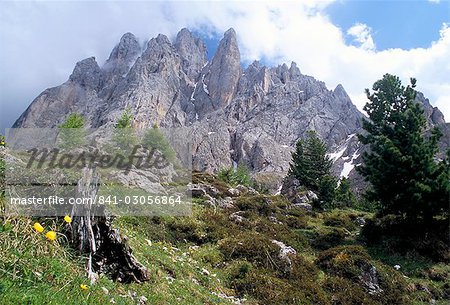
[218,232,282,269]
[284,215,308,229]
[230,267,329,305]
[166,217,207,244]
[311,228,347,250]
[317,245,372,279]
[234,195,276,216]
[217,163,253,187]
[323,276,378,305]
[363,216,450,262]
[323,212,357,231]
[317,245,409,304]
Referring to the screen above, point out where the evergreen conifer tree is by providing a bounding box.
[358,74,449,224]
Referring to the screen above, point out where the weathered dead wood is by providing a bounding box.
[69,167,148,283]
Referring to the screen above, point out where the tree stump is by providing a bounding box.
[69,167,148,283]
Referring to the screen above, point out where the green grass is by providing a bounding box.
[0,215,250,305]
[0,179,447,304]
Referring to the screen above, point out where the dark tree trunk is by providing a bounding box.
[69,168,148,283]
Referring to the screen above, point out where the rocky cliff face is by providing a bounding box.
[12,28,448,191]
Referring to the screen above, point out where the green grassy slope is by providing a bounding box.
[0,173,448,304]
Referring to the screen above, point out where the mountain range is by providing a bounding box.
[12,28,449,192]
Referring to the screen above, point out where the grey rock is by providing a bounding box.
[307,190,318,201]
[187,183,220,198]
[69,57,103,90]
[268,216,282,224]
[218,197,234,209]
[228,188,240,197]
[187,183,207,197]
[203,28,241,109]
[229,211,246,223]
[272,240,297,273]
[174,28,207,82]
[102,33,141,91]
[235,185,249,193]
[280,176,318,205]
[12,28,450,194]
[113,168,171,194]
[359,265,383,295]
[355,217,366,226]
[293,203,313,211]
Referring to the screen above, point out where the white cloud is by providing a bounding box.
[0,0,449,131]
[428,0,441,4]
[347,23,376,51]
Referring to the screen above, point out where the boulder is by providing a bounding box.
[272,240,297,273]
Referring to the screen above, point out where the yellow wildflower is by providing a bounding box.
[64,215,72,223]
[80,284,88,290]
[33,222,44,233]
[45,231,57,241]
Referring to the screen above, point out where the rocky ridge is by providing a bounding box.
[12,28,448,191]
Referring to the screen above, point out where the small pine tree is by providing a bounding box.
[289,131,334,190]
[58,113,85,149]
[358,74,449,224]
[318,175,337,208]
[334,177,357,208]
[288,131,337,207]
[112,108,137,153]
[218,162,253,187]
[115,108,133,129]
[142,124,176,163]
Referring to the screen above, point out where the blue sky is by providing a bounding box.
[326,0,449,50]
[1,0,449,133]
[197,0,450,58]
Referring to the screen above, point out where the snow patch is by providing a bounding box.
[328,147,346,162]
[201,74,209,95]
[275,185,282,195]
[341,162,355,179]
[340,149,360,178]
[190,82,198,101]
[347,133,356,140]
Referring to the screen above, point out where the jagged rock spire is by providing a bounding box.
[174,28,207,81]
[69,57,102,90]
[204,28,241,108]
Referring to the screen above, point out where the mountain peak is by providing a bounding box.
[204,28,241,107]
[224,27,237,38]
[106,32,140,63]
[174,28,207,80]
[69,57,102,89]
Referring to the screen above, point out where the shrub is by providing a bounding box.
[112,108,138,153]
[317,245,409,304]
[58,113,85,148]
[362,216,450,262]
[333,177,358,209]
[284,215,308,229]
[234,195,276,216]
[230,267,329,305]
[323,276,378,305]
[142,124,177,163]
[317,245,372,279]
[166,217,207,244]
[311,228,347,250]
[218,232,282,269]
[201,209,240,242]
[218,162,253,187]
[323,212,357,231]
